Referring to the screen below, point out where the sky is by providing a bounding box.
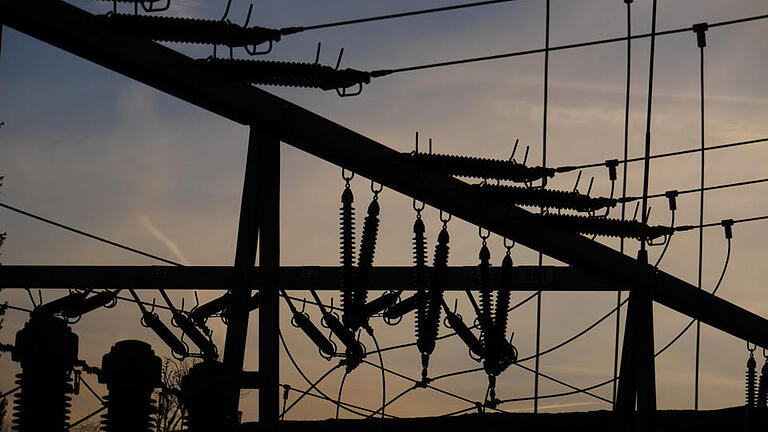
[1,0,768,424]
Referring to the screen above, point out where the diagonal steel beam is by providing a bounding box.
[2,0,768,347]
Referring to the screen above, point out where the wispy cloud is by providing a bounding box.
[137,213,189,265]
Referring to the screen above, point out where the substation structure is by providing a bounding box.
[3,1,768,431]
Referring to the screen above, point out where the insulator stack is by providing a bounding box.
[473,183,617,212]
[537,213,674,240]
[417,226,450,380]
[495,254,514,338]
[410,153,556,183]
[309,291,364,372]
[60,290,118,319]
[190,293,232,326]
[747,353,758,431]
[181,361,238,432]
[99,340,161,432]
[352,198,380,330]
[757,359,768,408]
[477,243,493,343]
[100,14,283,47]
[198,58,372,91]
[339,186,356,328]
[11,315,78,432]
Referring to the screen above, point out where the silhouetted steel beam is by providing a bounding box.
[3,0,768,348]
[0,265,617,291]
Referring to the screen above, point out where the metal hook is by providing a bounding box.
[509,138,520,162]
[335,48,344,71]
[439,210,451,224]
[586,177,594,197]
[414,131,419,154]
[503,237,515,252]
[573,171,582,193]
[632,202,640,222]
[748,341,757,353]
[412,199,425,213]
[341,168,354,183]
[221,0,233,22]
[370,180,383,196]
[149,298,157,314]
[429,138,433,154]
[478,226,490,241]
[522,146,530,166]
[140,0,171,13]
[193,291,200,310]
[335,83,363,97]
[314,42,322,64]
[300,298,307,314]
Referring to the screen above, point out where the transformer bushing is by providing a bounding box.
[11,315,78,432]
[99,340,161,432]
[181,361,239,432]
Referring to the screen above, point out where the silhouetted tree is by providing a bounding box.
[156,357,197,432]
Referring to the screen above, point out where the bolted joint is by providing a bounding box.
[692,22,709,48]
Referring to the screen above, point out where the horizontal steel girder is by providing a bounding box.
[0,265,616,292]
[2,0,768,347]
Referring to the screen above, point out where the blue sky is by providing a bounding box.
[1,0,768,423]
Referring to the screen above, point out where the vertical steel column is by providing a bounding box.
[615,252,657,432]
[257,129,280,426]
[222,125,272,421]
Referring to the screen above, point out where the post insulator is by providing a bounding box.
[99,340,162,432]
[11,315,78,432]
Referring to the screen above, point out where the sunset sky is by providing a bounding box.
[1,0,768,424]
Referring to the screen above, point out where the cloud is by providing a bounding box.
[137,213,189,265]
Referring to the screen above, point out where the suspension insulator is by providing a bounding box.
[412,217,429,292]
[99,340,161,432]
[747,353,758,431]
[443,307,483,358]
[60,290,119,319]
[181,361,239,432]
[142,312,188,358]
[339,186,357,328]
[172,313,218,359]
[384,293,421,321]
[409,152,556,183]
[417,226,450,378]
[32,292,87,318]
[493,254,514,346]
[351,198,380,330]
[537,213,674,240]
[100,14,283,48]
[473,183,618,212]
[190,293,232,326]
[11,315,78,432]
[198,58,372,91]
[477,243,493,342]
[291,311,336,358]
[757,359,768,408]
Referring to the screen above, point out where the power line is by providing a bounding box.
[557,137,768,172]
[371,13,768,76]
[0,202,180,266]
[621,176,768,202]
[284,0,524,32]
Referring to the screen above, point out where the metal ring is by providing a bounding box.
[413,199,425,212]
[503,237,515,250]
[478,227,490,240]
[371,181,383,194]
[341,169,354,182]
[439,210,452,224]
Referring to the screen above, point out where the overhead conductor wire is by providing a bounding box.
[614,0,632,406]
[693,20,708,411]
[533,0,550,414]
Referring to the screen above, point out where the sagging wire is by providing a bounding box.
[335,370,349,420]
[281,361,343,418]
